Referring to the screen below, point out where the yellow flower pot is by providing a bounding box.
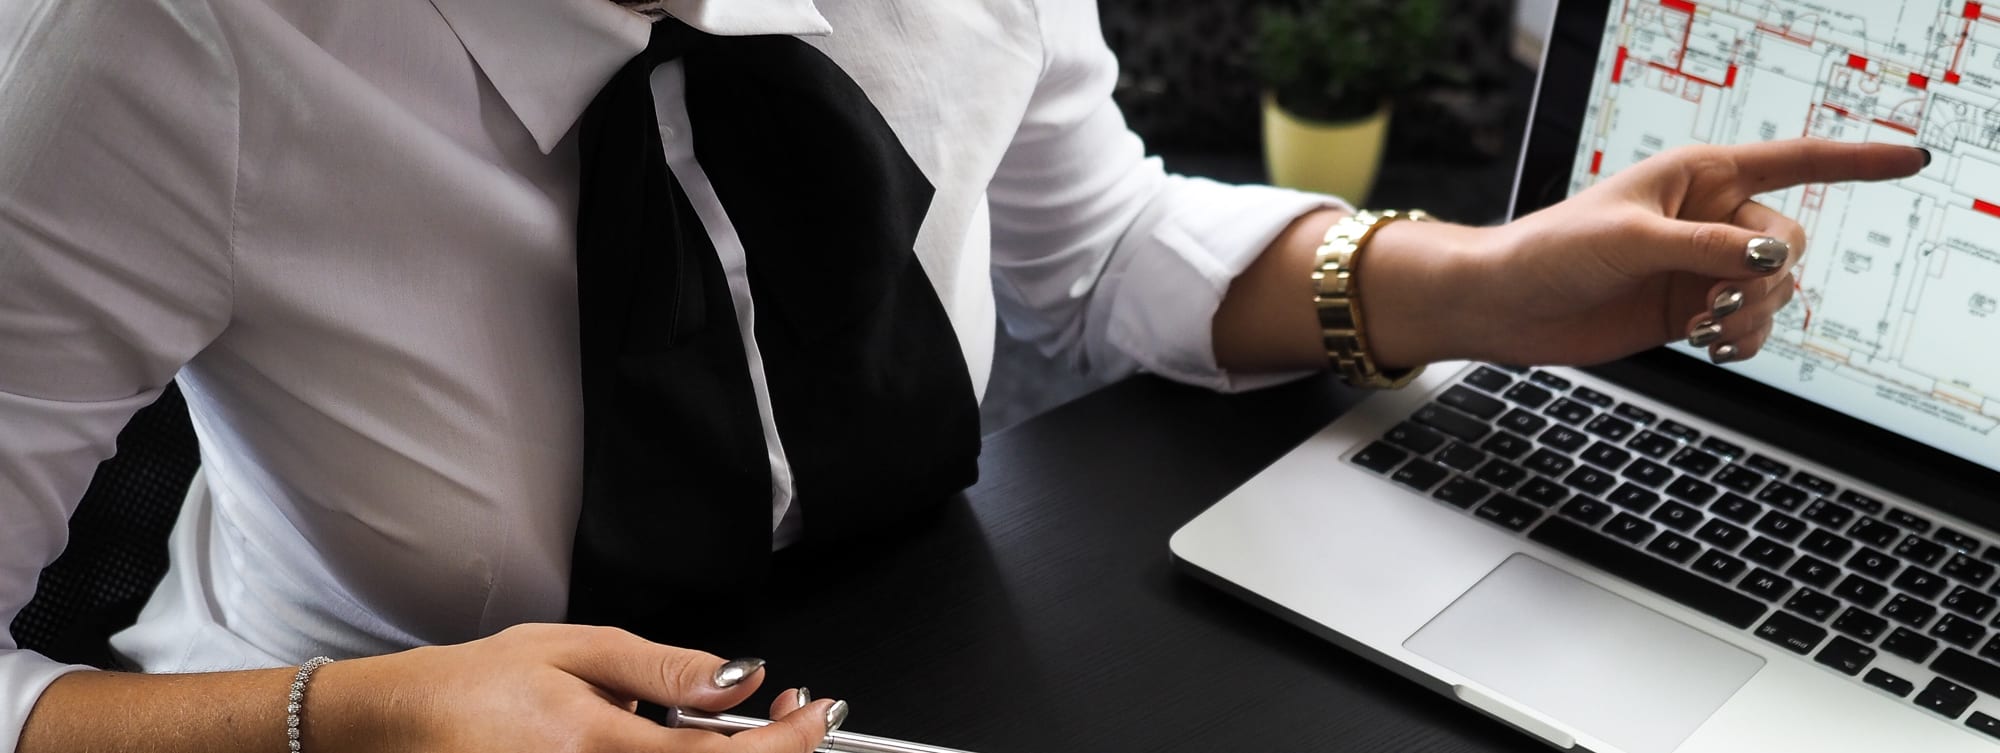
[1262,94,1391,204]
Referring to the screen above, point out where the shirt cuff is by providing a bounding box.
[0,650,92,753]
[1101,175,1351,393]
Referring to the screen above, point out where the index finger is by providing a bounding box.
[1727,139,1926,195]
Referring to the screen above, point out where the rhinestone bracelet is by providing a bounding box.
[286,657,334,752]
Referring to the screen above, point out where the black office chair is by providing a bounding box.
[9,384,199,668]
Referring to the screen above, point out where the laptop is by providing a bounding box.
[1171,1,2000,751]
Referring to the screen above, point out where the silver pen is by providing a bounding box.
[663,707,978,753]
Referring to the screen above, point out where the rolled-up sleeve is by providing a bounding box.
[988,1,1349,393]
[0,2,237,749]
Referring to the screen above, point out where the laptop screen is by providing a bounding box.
[1560,0,2000,474]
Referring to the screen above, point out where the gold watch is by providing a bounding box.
[1312,209,1431,389]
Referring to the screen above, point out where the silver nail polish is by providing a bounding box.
[712,658,765,689]
[1711,288,1745,319]
[796,687,812,711]
[1746,237,1790,272]
[1712,344,1739,363]
[824,699,850,733]
[1688,321,1723,348]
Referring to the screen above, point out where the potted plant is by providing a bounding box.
[1253,0,1444,203]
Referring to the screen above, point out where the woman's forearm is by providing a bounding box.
[20,663,378,753]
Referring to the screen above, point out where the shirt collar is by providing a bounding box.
[427,0,834,154]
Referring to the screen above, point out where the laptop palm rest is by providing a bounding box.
[1404,555,1764,753]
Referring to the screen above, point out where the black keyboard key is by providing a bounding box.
[1692,549,1746,582]
[1800,499,1854,530]
[1571,385,1615,408]
[1752,511,1808,543]
[1613,403,1657,425]
[1849,518,1901,549]
[1984,635,2000,663]
[1754,482,1809,511]
[1414,404,1491,442]
[1834,574,1891,608]
[1530,517,1767,629]
[1696,518,1750,550]
[1646,531,1701,564]
[1475,495,1542,532]
[1933,614,1989,650]
[1648,500,1702,532]
[1737,568,1792,602]
[1846,548,1901,580]
[1945,586,1998,620]
[1559,497,1614,526]
[1836,489,1884,514]
[1352,442,1409,474]
[1712,465,1764,494]
[1392,459,1450,492]
[1497,408,1550,437]
[1607,483,1661,513]
[1605,513,1657,545]
[1580,441,1632,471]
[1887,509,1932,534]
[1562,466,1617,496]
[1621,459,1673,488]
[1967,711,2000,741]
[1936,527,1980,553]
[1866,668,1916,697]
[1668,447,1722,477]
[1543,398,1594,426]
[1895,567,1949,600]
[1583,414,1635,442]
[1710,493,1763,524]
[1664,476,1719,506]
[1528,370,1572,391]
[1785,588,1841,621]
[1480,432,1533,460]
[1489,363,1530,373]
[1538,426,1588,453]
[1800,529,1853,560]
[1474,460,1530,490]
[1786,555,1840,589]
[1656,419,1700,442]
[1433,477,1493,509]
[1833,607,1889,642]
[1503,382,1554,409]
[1524,449,1575,478]
[1697,436,1745,461]
[1895,535,1948,568]
[1816,635,1876,676]
[1743,537,1796,569]
[1883,627,1939,663]
[1439,385,1507,420]
[1914,677,1976,718]
[1626,431,1679,459]
[1383,423,1448,454]
[1434,442,1487,472]
[1517,477,1570,507]
[1744,454,1791,477]
[1755,611,1827,655]
[1791,470,1838,498]
[1935,648,2000,697]
[1463,366,1514,393]
[1882,594,1938,628]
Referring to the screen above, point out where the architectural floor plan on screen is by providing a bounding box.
[1574,0,2000,465]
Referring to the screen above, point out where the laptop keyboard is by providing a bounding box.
[1350,365,2000,739]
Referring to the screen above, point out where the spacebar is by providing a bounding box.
[1529,518,1767,630]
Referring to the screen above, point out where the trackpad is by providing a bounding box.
[1404,555,1763,753]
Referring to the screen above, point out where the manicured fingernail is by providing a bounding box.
[712,658,764,688]
[1711,288,1745,319]
[795,687,812,711]
[1919,147,1933,167]
[824,699,849,734]
[1688,321,1723,348]
[1746,237,1789,272]
[1712,344,1740,364]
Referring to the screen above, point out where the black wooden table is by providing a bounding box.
[754,374,1549,753]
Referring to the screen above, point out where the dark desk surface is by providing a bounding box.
[758,374,1548,753]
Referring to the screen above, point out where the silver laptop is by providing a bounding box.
[1171,1,2000,751]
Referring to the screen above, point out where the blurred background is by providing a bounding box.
[981,0,1561,433]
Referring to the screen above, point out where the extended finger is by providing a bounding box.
[1726,139,1925,196]
[556,627,766,711]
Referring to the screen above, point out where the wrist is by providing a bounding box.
[1356,218,1499,368]
[300,655,404,753]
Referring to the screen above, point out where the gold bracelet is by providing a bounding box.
[1312,209,1430,389]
